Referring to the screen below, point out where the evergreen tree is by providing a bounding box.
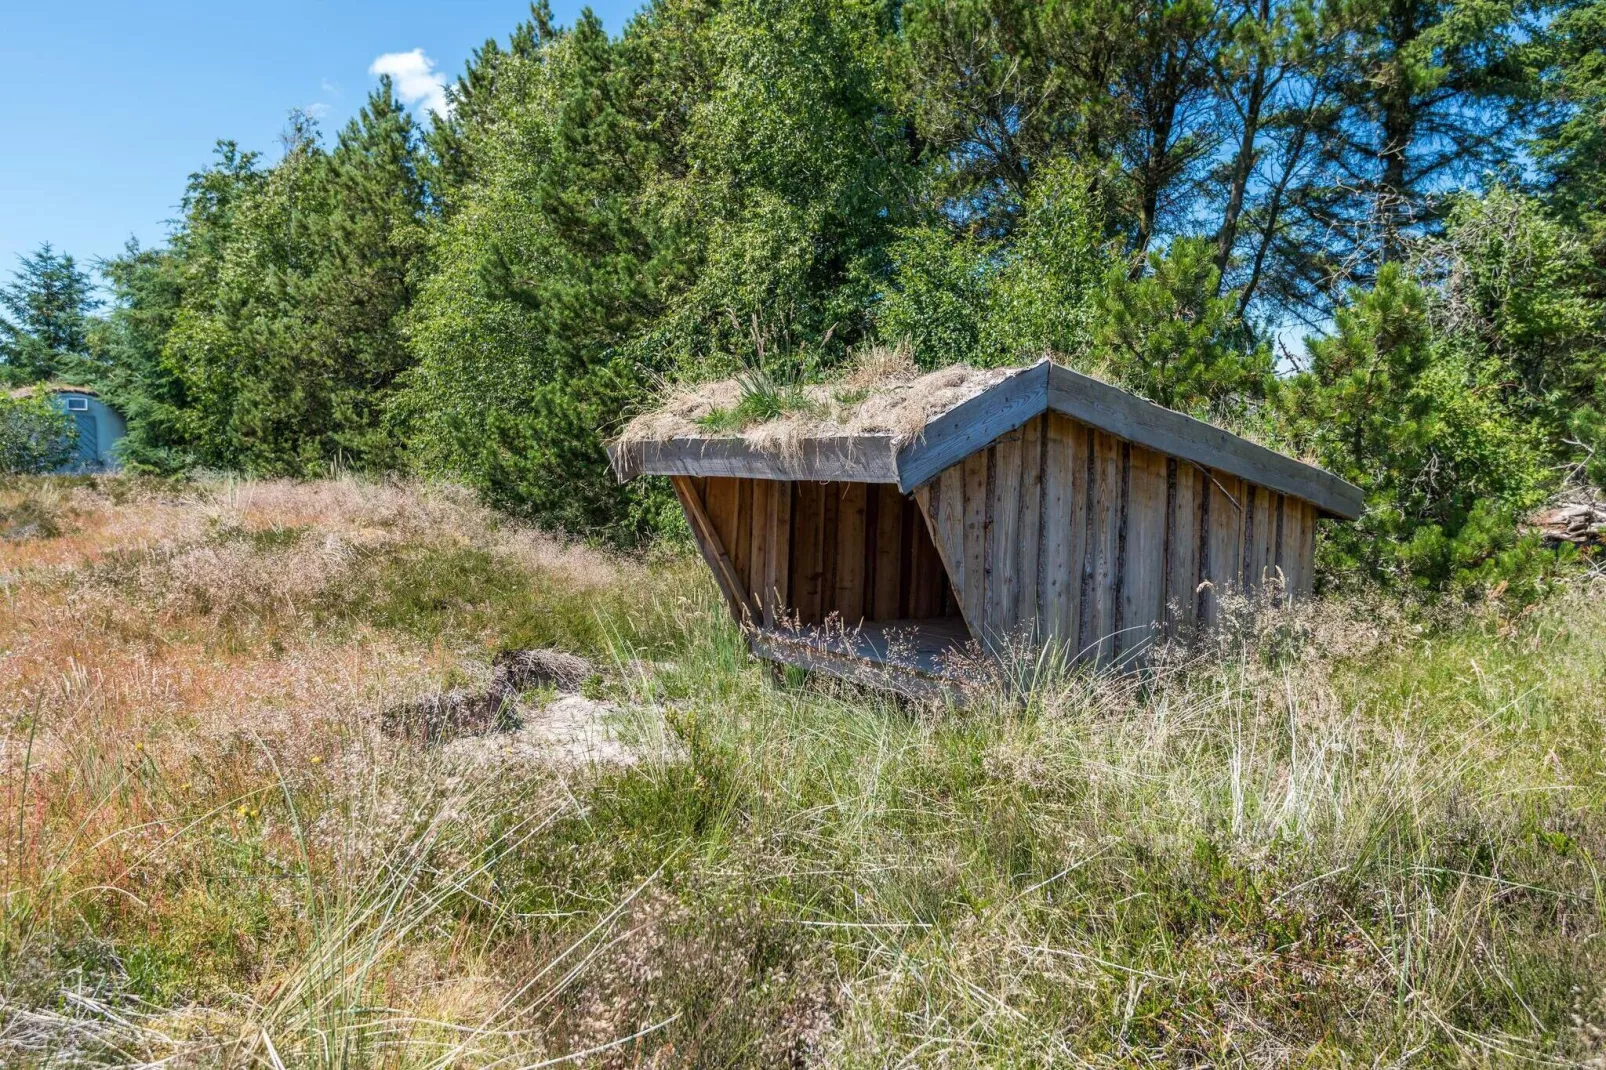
[0,243,101,385]
[1273,264,1548,589]
[1095,237,1272,416]
[1280,0,1539,305]
[403,8,681,536]
[424,3,556,214]
[162,88,426,474]
[1530,0,1606,226]
[93,240,191,471]
[298,80,428,468]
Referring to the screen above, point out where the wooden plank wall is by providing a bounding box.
[912,412,1319,666]
[685,476,956,628]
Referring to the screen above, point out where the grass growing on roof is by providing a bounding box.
[695,369,822,434]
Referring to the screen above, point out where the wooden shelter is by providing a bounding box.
[610,358,1362,695]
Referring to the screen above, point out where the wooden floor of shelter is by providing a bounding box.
[749,616,979,699]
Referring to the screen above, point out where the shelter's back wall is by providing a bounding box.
[687,477,956,627]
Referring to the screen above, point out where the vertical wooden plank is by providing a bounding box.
[1016,415,1044,636]
[936,465,967,597]
[1164,458,1200,637]
[1121,444,1169,658]
[989,432,1023,645]
[1238,483,1258,597]
[906,489,924,618]
[747,480,769,614]
[1277,494,1300,602]
[1282,500,1316,600]
[730,478,753,591]
[790,482,825,625]
[1205,471,1244,622]
[1276,495,1297,602]
[1270,493,1287,605]
[704,477,740,563]
[1242,483,1274,598]
[1255,488,1270,595]
[873,485,903,620]
[834,482,867,625]
[961,450,989,635]
[1256,490,1278,598]
[1297,504,1310,594]
[862,482,880,619]
[1265,494,1282,591]
[820,483,840,622]
[1075,426,1100,663]
[1082,430,1122,666]
[775,482,791,611]
[1194,465,1212,628]
[1040,413,1080,653]
[762,481,788,626]
[911,503,945,619]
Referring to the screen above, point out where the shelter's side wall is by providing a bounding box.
[683,476,954,628]
[913,412,1318,665]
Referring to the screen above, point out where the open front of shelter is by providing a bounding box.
[611,358,1362,696]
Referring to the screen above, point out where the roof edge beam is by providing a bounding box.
[894,361,1051,493]
[608,435,900,484]
[1045,364,1364,520]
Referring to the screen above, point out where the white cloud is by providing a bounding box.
[304,101,331,120]
[368,48,448,117]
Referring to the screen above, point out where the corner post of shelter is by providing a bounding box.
[669,476,757,626]
[911,479,981,649]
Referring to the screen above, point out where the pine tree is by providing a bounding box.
[308,78,428,468]
[404,8,673,534]
[1282,0,1538,300]
[161,93,427,475]
[94,240,191,470]
[1530,0,1606,226]
[424,3,555,214]
[0,243,101,385]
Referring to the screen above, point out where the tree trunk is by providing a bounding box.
[1214,0,1272,287]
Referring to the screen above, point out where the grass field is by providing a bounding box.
[1,475,1603,1068]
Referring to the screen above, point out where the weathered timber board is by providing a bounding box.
[1016,414,1045,635]
[1164,459,1201,636]
[1121,443,1168,658]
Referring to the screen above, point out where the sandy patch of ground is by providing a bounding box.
[442,693,678,769]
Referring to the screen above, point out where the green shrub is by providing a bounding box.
[0,395,72,475]
[877,158,1112,368]
[1093,236,1272,419]
[1275,265,1554,597]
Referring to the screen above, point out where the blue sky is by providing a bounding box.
[1,1,642,287]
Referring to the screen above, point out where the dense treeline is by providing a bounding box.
[2,0,1604,593]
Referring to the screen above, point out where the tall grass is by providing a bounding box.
[1,475,1602,1066]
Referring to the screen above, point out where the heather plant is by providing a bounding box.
[2,477,1603,1066]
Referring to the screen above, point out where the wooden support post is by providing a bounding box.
[671,475,755,625]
